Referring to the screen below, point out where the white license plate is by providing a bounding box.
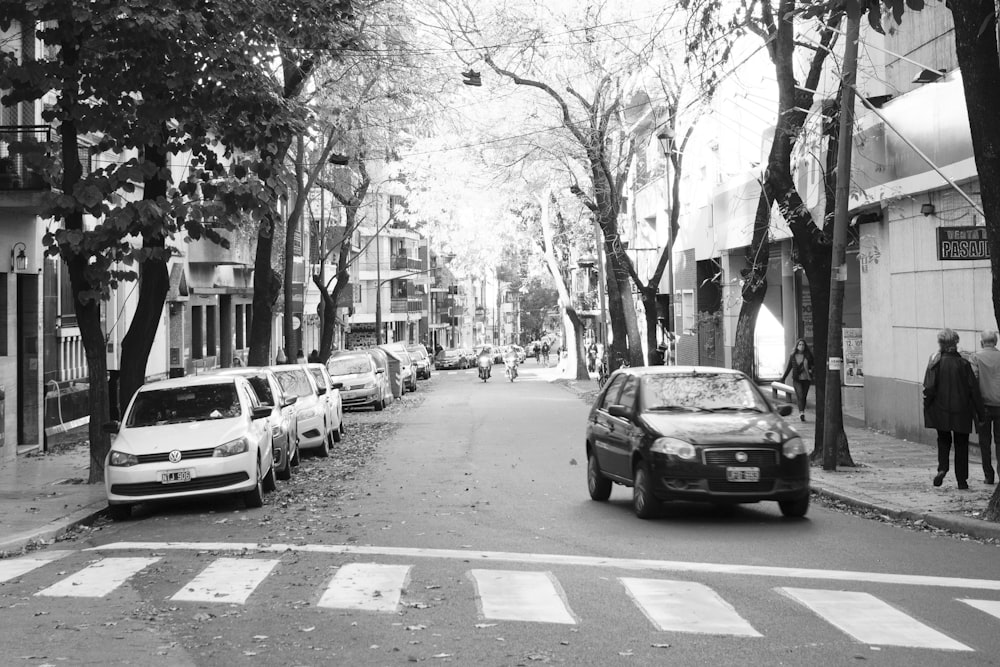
[726,467,760,482]
[160,469,193,484]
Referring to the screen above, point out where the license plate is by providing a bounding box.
[726,467,760,482]
[160,469,193,484]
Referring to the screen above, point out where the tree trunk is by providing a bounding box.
[565,306,589,379]
[951,2,1000,512]
[641,288,661,365]
[118,138,169,416]
[733,189,773,376]
[247,216,281,366]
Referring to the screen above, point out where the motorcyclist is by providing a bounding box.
[503,347,519,381]
[477,349,492,380]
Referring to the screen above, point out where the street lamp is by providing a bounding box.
[10,241,26,272]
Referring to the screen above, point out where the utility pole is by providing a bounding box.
[822,7,860,471]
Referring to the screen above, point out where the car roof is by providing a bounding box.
[138,374,241,392]
[616,365,747,378]
[214,367,275,378]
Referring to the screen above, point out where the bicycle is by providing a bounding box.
[597,358,609,388]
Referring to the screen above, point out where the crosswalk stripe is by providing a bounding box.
[36,557,159,598]
[622,578,761,636]
[960,599,1000,620]
[780,588,972,651]
[0,550,71,584]
[318,563,411,612]
[470,569,576,624]
[171,558,279,604]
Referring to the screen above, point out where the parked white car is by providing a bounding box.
[305,362,345,443]
[215,367,300,481]
[104,374,275,520]
[271,365,334,457]
[327,351,390,411]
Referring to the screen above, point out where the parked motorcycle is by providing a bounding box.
[477,355,492,382]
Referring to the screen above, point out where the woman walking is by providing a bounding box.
[781,339,815,422]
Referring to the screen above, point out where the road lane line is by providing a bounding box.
[0,551,71,584]
[318,563,411,612]
[87,542,1000,591]
[171,558,279,604]
[621,578,761,636]
[960,599,1000,620]
[470,570,576,624]
[36,557,159,598]
[779,588,972,651]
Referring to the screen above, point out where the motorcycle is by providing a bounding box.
[504,358,518,382]
[477,355,492,382]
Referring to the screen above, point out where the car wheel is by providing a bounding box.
[632,462,658,519]
[317,425,331,457]
[340,421,346,436]
[107,503,131,521]
[779,494,810,518]
[375,396,384,411]
[277,446,292,481]
[290,437,301,467]
[244,460,264,508]
[332,422,343,443]
[262,460,277,493]
[587,452,612,501]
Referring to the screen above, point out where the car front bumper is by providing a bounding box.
[297,413,327,450]
[342,387,380,408]
[649,456,810,503]
[105,452,257,504]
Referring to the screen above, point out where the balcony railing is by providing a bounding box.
[391,255,423,271]
[58,329,88,382]
[0,125,52,191]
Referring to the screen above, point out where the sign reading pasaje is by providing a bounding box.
[937,226,989,261]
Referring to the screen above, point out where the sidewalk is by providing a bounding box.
[3,372,1000,558]
[0,427,107,556]
[554,371,1000,541]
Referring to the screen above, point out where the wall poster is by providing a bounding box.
[843,327,863,386]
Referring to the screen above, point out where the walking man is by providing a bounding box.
[923,328,984,489]
[972,330,1000,484]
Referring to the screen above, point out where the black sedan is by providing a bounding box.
[585,366,809,519]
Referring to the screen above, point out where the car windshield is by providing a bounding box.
[127,383,242,427]
[408,347,427,360]
[273,369,313,398]
[441,349,460,358]
[640,374,768,413]
[328,358,370,375]
[246,375,274,405]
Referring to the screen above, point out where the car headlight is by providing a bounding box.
[109,450,138,467]
[782,436,807,459]
[271,424,283,438]
[651,437,696,460]
[298,408,316,419]
[362,381,375,390]
[214,438,249,457]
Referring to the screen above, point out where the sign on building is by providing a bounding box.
[936,226,989,261]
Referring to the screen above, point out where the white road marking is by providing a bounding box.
[779,588,972,651]
[960,599,1000,620]
[470,569,576,624]
[171,558,279,604]
[318,563,411,612]
[36,557,159,598]
[0,550,71,584]
[622,578,761,636]
[89,542,1000,591]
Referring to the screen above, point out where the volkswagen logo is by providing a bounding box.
[735,451,748,463]
[168,450,182,463]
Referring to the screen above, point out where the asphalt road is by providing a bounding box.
[2,363,1000,666]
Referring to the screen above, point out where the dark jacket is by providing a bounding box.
[781,352,813,384]
[923,350,984,433]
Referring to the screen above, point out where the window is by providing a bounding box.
[235,305,245,349]
[676,290,695,333]
[247,374,274,406]
[600,375,627,410]
[617,377,639,413]
[206,305,217,356]
[191,306,203,359]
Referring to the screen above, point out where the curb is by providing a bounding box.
[0,500,107,556]
[811,484,1000,541]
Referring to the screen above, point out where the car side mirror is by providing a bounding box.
[103,421,120,434]
[777,405,793,417]
[608,405,631,419]
[331,382,343,390]
[316,386,327,396]
[251,405,271,420]
[283,395,298,407]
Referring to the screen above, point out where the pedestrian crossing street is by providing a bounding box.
[2,547,999,652]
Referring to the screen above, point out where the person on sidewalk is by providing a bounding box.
[972,330,1000,484]
[780,338,814,422]
[923,328,985,490]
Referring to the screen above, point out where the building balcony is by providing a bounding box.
[390,297,426,314]
[391,255,423,271]
[185,227,254,265]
